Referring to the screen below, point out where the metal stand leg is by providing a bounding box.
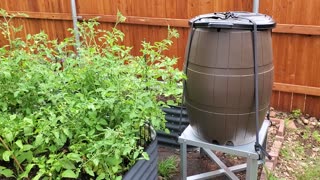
[181,142,187,180]
[202,148,239,180]
[246,158,259,180]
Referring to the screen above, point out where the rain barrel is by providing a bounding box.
[184,12,276,146]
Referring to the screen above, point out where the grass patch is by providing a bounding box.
[158,156,178,180]
[312,130,320,143]
[296,161,320,180]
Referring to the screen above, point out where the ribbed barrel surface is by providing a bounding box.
[185,28,274,145]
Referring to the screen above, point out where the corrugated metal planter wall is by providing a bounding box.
[123,139,158,180]
[157,106,189,147]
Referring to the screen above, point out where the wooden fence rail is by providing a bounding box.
[1,0,320,117]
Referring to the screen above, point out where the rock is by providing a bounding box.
[305,114,311,118]
[310,117,318,122]
[312,147,319,152]
[269,111,276,118]
[270,107,274,111]
[297,119,304,126]
[310,122,317,127]
[287,121,297,129]
[318,122,320,127]
[302,117,309,125]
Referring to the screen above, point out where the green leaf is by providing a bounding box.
[1,102,7,111]
[96,173,106,180]
[26,34,32,40]
[92,158,99,167]
[3,71,11,78]
[15,140,23,149]
[23,127,33,136]
[61,169,78,178]
[105,157,121,166]
[96,124,104,131]
[34,134,43,147]
[0,166,14,178]
[17,151,33,163]
[67,153,82,162]
[61,159,76,170]
[112,166,119,173]
[62,128,72,138]
[115,176,122,180]
[122,147,132,155]
[32,171,44,180]
[9,114,16,120]
[22,145,34,151]
[19,163,35,178]
[52,130,60,139]
[133,151,139,159]
[2,151,12,161]
[23,117,33,125]
[13,91,20,97]
[142,152,149,160]
[84,166,95,177]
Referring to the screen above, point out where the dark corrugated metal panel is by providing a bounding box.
[157,106,190,147]
[123,139,158,180]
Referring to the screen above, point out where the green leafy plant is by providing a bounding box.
[263,166,280,180]
[312,130,320,143]
[0,9,28,49]
[0,9,184,179]
[290,109,302,119]
[280,148,292,160]
[302,128,311,140]
[158,156,178,180]
[296,161,320,180]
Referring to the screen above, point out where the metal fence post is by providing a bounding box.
[71,0,80,53]
[253,0,260,13]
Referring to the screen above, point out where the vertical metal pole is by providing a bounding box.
[253,0,259,13]
[246,158,259,180]
[71,0,80,52]
[181,142,187,180]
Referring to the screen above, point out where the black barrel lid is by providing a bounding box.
[189,11,276,30]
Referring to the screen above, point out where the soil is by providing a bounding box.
[158,145,262,180]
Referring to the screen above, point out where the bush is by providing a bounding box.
[0,10,184,179]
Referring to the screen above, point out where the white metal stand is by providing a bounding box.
[178,120,270,180]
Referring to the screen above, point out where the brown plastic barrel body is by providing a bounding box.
[185,28,274,146]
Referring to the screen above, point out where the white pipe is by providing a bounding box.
[253,0,259,13]
[71,0,80,52]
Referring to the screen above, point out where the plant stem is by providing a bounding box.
[0,136,24,172]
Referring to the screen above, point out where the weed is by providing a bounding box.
[290,109,302,119]
[312,131,320,143]
[296,161,320,180]
[295,144,305,156]
[264,166,279,180]
[302,129,311,140]
[158,156,178,180]
[284,118,290,128]
[280,147,292,160]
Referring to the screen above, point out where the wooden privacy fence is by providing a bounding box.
[1,0,320,117]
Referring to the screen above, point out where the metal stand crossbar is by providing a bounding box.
[178,120,270,180]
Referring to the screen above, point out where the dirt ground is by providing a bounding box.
[158,145,261,180]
